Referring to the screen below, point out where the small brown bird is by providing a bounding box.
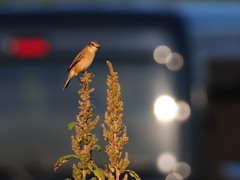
[63,40,100,90]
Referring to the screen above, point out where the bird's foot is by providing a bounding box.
[77,75,81,82]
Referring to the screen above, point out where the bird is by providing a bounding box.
[63,40,100,90]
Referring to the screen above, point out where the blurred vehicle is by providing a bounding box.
[0,2,240,180]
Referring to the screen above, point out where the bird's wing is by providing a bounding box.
[67,49,85,72]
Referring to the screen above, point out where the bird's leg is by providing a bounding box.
[84,71,94,77]
[77,75,81,82]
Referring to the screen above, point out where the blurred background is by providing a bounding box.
[0,1,240,180]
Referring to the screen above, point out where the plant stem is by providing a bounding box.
[83,170,86,179]
[114,132,120,180]
[116,169,120,180]
[83,144,87,179]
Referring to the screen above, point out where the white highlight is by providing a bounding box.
[176,101,191,122]
[157,152,177,174]
[173,162,191,179]
[166,53,184,71]
[165,172,183,180]
[153,45,184,71]
[153,45,172,64]
[154,95,178,123]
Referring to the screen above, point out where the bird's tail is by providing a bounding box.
[63,78,72,90]
[63,71,75,90]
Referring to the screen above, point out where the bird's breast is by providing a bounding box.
[74,53,95,75]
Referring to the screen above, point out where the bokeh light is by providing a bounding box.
[176,101,191,122]
[190,85,208,109]
[153,45,172,64]
[166,52,184,71]
[165,172,183,180]
[157,152,177,174]
[173,162,191,179]
[154,95,178,123]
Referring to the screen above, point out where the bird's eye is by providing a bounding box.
[91,43,94,46]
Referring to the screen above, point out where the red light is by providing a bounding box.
[10,38,51,58]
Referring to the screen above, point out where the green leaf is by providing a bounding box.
[93,168,105,180]
[90,103,95,110]
[88,163,93,171]
[67,122,78,131]
[125,169,141,180]
[93,144,102,152]
[64,178,72,180]
[54,155,73,172]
